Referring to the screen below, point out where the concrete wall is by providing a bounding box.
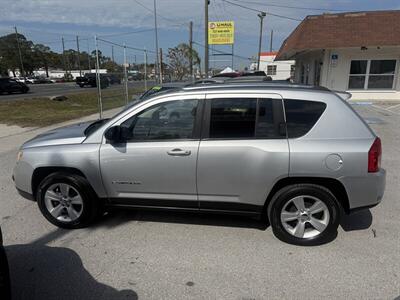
[295,47,400,101]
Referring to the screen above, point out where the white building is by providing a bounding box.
[8,69,107,80]
[250,52,295,80]
[276,11,400,101]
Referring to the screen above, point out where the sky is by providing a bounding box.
[0,0,399,70]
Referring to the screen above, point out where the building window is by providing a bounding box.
[348,59,397,90]
[267,65,277,76]
[290,65,295,78]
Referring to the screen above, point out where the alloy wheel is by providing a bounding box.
[44,183,83,223]
[280,195,330,239]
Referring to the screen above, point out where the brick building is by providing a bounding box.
[276,10,400,100]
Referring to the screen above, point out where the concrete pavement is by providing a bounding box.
[0,103,399,299]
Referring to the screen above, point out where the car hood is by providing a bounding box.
[22,120,94,149]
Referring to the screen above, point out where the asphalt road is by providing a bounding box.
[0,103,399,299]
[0,81,152,101]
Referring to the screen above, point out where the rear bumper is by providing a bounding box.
[340,168,386,211]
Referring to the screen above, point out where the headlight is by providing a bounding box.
[17,150,23,162]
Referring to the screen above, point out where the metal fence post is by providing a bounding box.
[94,35,103,119]
[144,48,148,91]
[123,43,129,105]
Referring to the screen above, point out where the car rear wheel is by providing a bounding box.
[37,172,100,229]
[269,184,340,246]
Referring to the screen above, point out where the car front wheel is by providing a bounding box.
[269,184,340,246]
[36,172,100,229]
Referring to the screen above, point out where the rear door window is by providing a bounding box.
[207,98,285,139]
[284,99,326,138]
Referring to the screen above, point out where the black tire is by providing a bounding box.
[36,172,100,229]
[0,247,11,300]
[269,184,340,246]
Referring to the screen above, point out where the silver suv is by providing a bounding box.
[13,83,386,245]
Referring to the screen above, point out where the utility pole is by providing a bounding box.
[111,45,115,63]
[61,37,67,79]
[76,36,82,76]
[269,29,273,52]
[257,12,266,71]
[14,26,25,78]
[204,0,209,78]
[189,21,193,81]
[153,0,160,83]
[159,48,163,83]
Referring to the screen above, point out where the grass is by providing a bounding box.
[0,87,145,127]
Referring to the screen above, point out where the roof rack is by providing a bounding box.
[183,81,330,92]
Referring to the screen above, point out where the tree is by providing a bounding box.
[167,43,200,80]
[0,33,115,77]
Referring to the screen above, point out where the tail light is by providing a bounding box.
[368,137,382,173]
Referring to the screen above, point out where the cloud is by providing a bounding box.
[0,0,337,36]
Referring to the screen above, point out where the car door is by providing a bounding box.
[99,94,204,209]
[197,93,289,213]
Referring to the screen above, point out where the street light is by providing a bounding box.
[257,11,266,71]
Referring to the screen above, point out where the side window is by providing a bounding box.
[209,98,284,139]
[255,99,284,138]
[121,99,198,141]
[284,99,326,138]
[210,98,256,138]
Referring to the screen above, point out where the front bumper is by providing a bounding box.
[12,160,35,201]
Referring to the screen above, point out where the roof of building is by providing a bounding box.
[276,10,400,60]
[259,51,278,57]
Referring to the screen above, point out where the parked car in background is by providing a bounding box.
[106,74,121,85]
[129,71,143,81]
[212,72,240,78]
[35,77,54,84]
[25,77,38,84]
[134,82,187,102]
[13,82,385,246]
[13,76,26,84]
[0,78,29,94]
[76,74,109,88]
[0,226,11,300]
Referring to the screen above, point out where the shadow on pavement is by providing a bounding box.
[5,229,137,300]
[340,209,373,232]
[96,209,268,231]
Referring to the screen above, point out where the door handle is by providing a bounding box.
[167,148,191,156]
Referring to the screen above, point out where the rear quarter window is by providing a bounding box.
[284,99,326,138]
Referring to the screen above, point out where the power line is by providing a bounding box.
[132,0,187,27]
[97,29,154,38]
[222,0,302,21]
[226,0,346,12]
[96,37,157,54]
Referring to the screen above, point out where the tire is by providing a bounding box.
[36,172,100,229]
[0,247,11,300]
[269,184,340,246]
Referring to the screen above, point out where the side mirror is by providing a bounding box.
[104,126,132,143]
[104,126,121,143]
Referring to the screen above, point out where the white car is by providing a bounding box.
[13,77,26,84]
